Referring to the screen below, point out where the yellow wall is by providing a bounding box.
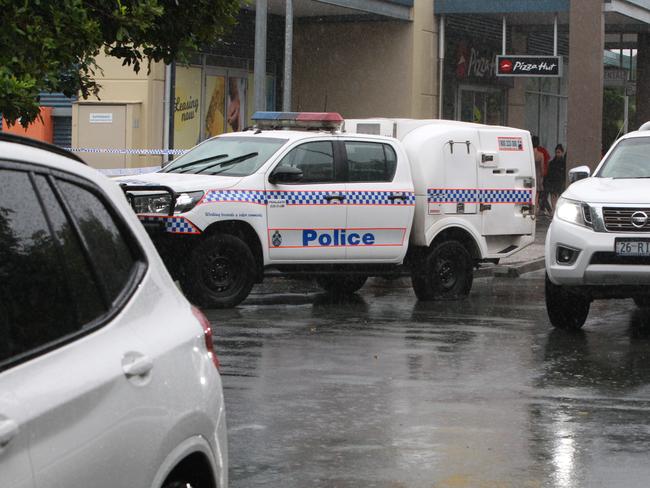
[72,52,165,167]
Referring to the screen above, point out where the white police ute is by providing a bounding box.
[119,112,536,308]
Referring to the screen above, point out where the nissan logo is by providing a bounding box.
[631,211,648,228]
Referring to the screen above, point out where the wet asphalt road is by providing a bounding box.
[206,270,650,488]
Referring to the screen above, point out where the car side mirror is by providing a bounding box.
[269,166,303,184]
[569,165,591,183]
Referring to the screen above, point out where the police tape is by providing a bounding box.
[98,166,161,176]
[65,147,188,155]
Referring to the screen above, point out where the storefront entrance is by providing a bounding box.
[457,85,506,125]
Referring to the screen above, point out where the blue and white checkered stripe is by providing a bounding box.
[428,188,532,204]
[138,215,200,234]
[428,189,479,204]
[346,191,415,205]
[479,189,532,204]
[202,190,267,205]
[268,191,330,205]
[199,190,416,206]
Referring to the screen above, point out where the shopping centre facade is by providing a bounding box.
[10,0,650,174]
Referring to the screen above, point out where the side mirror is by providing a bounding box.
[569,165,591,183]
[269,166,303,184]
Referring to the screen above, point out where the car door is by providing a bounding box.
[342,139,415,261]
[477,131,535,236]
[265,139,347,262]
[0,163,155,488]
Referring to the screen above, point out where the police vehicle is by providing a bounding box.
[119,112,536,308]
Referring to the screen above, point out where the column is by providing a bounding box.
[254,0,268,112]
[566,0,604,173]
[635,33,650,129]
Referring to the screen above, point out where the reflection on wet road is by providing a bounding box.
[207,270,650,487]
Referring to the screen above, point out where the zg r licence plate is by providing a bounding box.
[615,238,650,256]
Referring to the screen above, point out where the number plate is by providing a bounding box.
[615,238,650,256]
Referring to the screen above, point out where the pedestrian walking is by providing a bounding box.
[544,144,566,212]
[532,135,551,216]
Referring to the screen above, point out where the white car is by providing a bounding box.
[0,134,227,488]
[545,124,650,329]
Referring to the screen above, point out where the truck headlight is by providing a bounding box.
[174,191,204,214]
[132,193,173,215]
[555,197,593,228]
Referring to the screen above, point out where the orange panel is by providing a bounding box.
[3,107,54,144]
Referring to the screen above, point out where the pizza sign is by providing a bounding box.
[496,55,562,77]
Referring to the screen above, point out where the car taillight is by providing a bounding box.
[191,306,220,369]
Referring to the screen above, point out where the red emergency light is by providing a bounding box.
[251,111,344,131]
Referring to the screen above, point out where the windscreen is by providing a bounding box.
[597,137,650,178]
[161,136,288,176]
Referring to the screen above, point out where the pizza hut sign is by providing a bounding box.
[496,55,563,77]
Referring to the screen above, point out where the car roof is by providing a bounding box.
[0,134,114,189]
[214,129,397,143]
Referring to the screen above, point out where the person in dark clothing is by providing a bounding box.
[544,144,566,212]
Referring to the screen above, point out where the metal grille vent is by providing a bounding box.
[603,207,650,232]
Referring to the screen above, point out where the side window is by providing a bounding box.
[345,142,398,182]
[58,180,137,303]
[275,141,335,183]
[0,170,84,365]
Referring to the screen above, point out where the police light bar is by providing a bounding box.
[251,111,344,131]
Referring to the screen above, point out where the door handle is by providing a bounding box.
[325,194,345,202]
[388,193,406,201]
[0,419,18,448]
[480,203,492,212]
[122,354,153,378]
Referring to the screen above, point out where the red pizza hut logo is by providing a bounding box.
[499,59,513,73]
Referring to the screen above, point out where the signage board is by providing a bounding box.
[89,113,113,124]
[496,55,562,77]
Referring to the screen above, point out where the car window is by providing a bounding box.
[33,175,105,324]
[275,141,335,183]
[0,170,83,365]
[58,180,137,303]
[345,141,397,182]
[597,137,650,178]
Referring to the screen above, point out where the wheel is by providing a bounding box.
[316,275,367,295]
[545,273,590,330]
[411,240,473,300]
[634,296,650,308]
[181,233,255,309]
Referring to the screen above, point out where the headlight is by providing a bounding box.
[132,193,173,214]
[174,191,204,214]
[555,197,593,228]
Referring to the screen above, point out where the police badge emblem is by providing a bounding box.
[272,230,282,247]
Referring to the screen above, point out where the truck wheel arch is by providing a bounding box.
[430,226,482,261]
[202,220,264,282]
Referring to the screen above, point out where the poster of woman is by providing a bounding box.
[227,77,247,132]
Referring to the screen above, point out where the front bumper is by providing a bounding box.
[546,217,650,292]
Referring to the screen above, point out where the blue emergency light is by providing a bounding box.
[251,111,344,131]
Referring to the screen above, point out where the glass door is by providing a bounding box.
[457,85,506,125]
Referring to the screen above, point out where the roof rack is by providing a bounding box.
[0,132,86,165]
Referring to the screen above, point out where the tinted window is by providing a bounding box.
[33,176,105,324]
[0,170,80,364]
[58,180,136,303]
[345,142,397,182]
[275,141,335,183]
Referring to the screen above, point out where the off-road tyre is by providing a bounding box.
[411,239,473,300]
[182,233,255,309]
[316,275,368,295]
[545,273,590,330]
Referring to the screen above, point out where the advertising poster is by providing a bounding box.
[204,75,226,138]
[226,77,247,133]
[173,66,202,149]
